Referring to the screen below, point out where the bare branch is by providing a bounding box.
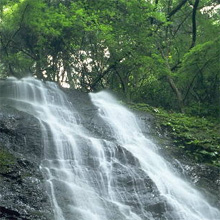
[167,0,188,19]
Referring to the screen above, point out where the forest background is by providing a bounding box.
[0,0,220,165]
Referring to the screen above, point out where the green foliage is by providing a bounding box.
[0,0,164,84]
[178,38,220,117]
[129,103,220,167]
[0,0,219,119]
[157,111,220,166]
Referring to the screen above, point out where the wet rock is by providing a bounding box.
[0,206,26,220]
[137,110,220,211]
[180,162,220,209]
[0,106,53,220]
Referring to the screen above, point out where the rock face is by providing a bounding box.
[0,106,53,220]
[0,82,219,220]
[62,89,173,220]
[0,87,170,220]
[175,161,220,209]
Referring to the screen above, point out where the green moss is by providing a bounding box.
[128,103,220,167]
[0,147,16,174]
[128,103,157,113]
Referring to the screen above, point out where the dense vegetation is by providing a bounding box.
[130,103,220,167]
[0,0,219,164]
[1,0,219,115]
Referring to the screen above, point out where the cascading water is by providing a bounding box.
[0,77,219,220]
[90,91,220,220]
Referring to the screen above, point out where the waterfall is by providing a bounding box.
[0,77,219,220]
[90,91,220,220]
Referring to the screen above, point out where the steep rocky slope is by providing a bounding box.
[0,82,219,219]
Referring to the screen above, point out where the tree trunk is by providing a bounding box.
[167,75,185,113]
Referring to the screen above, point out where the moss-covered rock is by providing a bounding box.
[0,148,16,174]
[128,103,220,167]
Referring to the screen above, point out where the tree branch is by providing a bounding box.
[90,61,120,90]
[167,0,188,19]
[183,60,210,102]
[190,0,200,49]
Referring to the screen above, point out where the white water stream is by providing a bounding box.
[90,91,220,220]
[1,77,220,220]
